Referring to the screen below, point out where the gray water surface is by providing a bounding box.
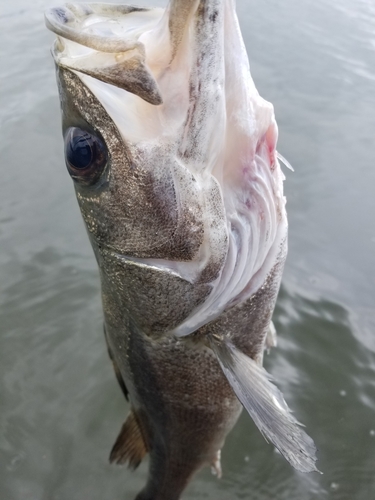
[1,0,375,499]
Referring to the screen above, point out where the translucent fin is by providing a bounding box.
[209,336,319,473]
[110,409,148,469]
[276,151,295,172]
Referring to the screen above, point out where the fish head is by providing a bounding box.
[46,1,287,337]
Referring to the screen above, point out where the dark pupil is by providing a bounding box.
[67,134,93,170]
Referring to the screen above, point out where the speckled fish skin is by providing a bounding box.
[46,1,318,499]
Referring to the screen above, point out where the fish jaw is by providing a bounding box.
[45,4,164,104]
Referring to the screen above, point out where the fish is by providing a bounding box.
[45,1,318,498]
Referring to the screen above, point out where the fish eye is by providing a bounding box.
[64,127,107,185]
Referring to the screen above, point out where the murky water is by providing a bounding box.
[1,0,375,499]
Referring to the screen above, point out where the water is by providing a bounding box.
[1,0,375,498]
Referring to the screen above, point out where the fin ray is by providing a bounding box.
[110,409,149,469]
[210,336,319,473]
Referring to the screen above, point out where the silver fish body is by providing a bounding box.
[46,2,318,499]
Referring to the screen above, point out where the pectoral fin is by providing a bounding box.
[209,336,319,473]
[110,409,149,469]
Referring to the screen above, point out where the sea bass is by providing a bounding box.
[45,1,318,498]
